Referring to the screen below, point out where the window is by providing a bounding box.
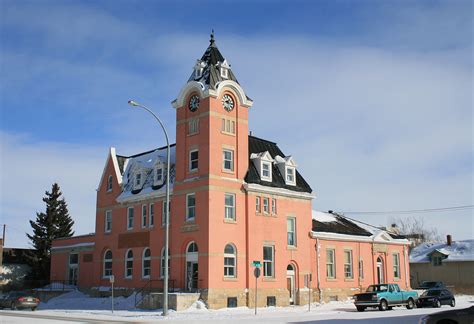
[188,119,199,135]
[107,175,113,191]
[256,197,261,213]
[149,203,154,227]
[221,67,228,78]
[263,245,274,277]
[127,207,134,230]
[359,259,364,279]
[160,248,170,278]
[162,200,170,226]
[432,256,442,266]
[225,193,235,220]
[227,297,237,308]
[103,250,113,278]
[271,199,277,214]
[286,167,295,184]
[125,250,133,278]
[186,193,196,221]
[221,118,236,134]
[189,150,199,171]
[105,210,112,233]
[263,197,269,214]
[223,149,234,171]
[155,167,164,185]
[344,250,353,279]
[135,173,142,187]
[224,244,236,277]
[287,218,296,246]
[262,162,271,180]
[393,254,400,278]
[142,248,151,278]
[326,249,335,278]
[141,205,147,228]
[69,253,78,266]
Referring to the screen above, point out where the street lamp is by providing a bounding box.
[128,100,171,316]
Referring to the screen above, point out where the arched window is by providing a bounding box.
[224,244,236,277]
[125,249,133,278]
[160,248,171,278]
[103,250,113,278]
[142,248,151,278]
[187,242,198,253]
[107,175,113,191]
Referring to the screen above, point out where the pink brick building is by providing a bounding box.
[50,34,411,309]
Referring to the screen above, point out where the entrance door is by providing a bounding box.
[286,264,295,305]
[68,267,78,285]
[377,257,384,284]
[68,253,79,285]
[185,242,199,291]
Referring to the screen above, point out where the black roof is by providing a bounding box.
[187,32,240,90]
[245,136,313,193]
[312,214,373,236]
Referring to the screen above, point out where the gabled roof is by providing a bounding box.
[410,240,474,263]
[245,135,312,193]
[311,211,372,237]
[187,32,239,91]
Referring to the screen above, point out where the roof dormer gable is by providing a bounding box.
[250,151,274,182]
[153,159,165,186]
[217,59,230,79]
[193,59,207,80]
[275,155,297,186]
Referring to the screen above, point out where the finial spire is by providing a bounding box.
[210,29,215,46]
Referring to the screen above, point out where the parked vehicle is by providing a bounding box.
[353,283,418,312]
[0,291,40,310]
[418,281,445,290]
[416,288,455,308]
[419,306,474,324]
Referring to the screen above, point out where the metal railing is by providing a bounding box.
[134,279,175,308]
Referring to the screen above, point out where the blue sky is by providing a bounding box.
[1,0,472,248]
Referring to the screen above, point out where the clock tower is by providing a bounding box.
[170,32,253,299]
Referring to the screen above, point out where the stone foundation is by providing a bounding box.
[319,286,362,303]
[139,292,200,311]
[200,288,247,309]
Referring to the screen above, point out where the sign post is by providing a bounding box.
[109,275,115,314]
[252,261,261,315]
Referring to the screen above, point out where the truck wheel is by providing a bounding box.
[450,299,455,307]
[434,299,441,308]
[379,300,388,311]
[356,306,365,312]
[406,298,414,309]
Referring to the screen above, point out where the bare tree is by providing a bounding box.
[389,216,441,248]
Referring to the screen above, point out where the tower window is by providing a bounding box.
[188,119,199,135]
[221,118,236,135]
[224,193,235,220]
[189,149,199,171]
[186,193,196,221]
[223,149,234,171]
[107,175,113,192]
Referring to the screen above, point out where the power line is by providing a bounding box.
[341,205,474,215]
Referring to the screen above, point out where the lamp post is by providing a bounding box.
[128,100,171,316]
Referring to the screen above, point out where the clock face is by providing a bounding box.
[221,94,234,112]
[189,95,200,112]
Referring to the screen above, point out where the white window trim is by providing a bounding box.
[105,210,112,233]
[127,207,134,230]
[256,197,261,213]
[222,149,234,172]
[103,250,113,278]
[326,249,335,279]
[224,193,236,220]
[149,203,154,228]
[142,248,151,279]
[263,245,275,278]
[141,204,147,228]
[261,162,272,182]
[189,149,199,172]
[134,172,143,189]
[344,250,353,279]
[287,217,296,247]
[285,167,296,186]
[124,249,133,279]
[224,244,237,278]
[359,258,364,279]
[262,197,269,214]
[186,193,196,221]
[154,165,164,186]
[393,253,400,278]
[271,198,277,215]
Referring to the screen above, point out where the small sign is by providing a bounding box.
[109,275,115,283]
[254,267,261,278]
[252,260,261,267]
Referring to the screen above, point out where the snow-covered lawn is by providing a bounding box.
[1,290,473,323]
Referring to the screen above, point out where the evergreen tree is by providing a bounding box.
[27,183,75,281]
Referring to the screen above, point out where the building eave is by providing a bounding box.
[244,183,315,200]
[311,231,410,245]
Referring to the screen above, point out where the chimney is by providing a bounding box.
[447,235,452,246]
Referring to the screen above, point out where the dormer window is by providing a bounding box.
[218,60,230,79]
[133,172,143,190]
[250,151,273,182]
[286,167,295,185]
[154,164,164,186]
[194,60,206,80]
[275,155,297,186]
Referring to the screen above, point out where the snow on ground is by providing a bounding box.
[1,291,471,323]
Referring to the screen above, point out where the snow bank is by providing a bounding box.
[39,290,137,311]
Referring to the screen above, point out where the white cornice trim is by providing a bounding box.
[51,242,95,251]
[116,188,174,204]
[244,183,315,200]
[310,231,410,245]
[172,80,253,109]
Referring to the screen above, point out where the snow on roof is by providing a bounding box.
[117,145,176,203]
[410,239,474,263]
[312,210,338,223]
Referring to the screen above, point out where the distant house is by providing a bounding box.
[409,236,474,294]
